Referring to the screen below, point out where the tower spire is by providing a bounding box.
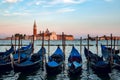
[33,20,37,40]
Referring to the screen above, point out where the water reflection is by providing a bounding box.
[45,74,57,80]
[96,73,110,80]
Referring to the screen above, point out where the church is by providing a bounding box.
[26,21,74,40]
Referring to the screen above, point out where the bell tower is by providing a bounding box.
[33,20,37,40]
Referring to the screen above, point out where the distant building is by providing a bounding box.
[99,36,120,40]
[57,35,74,40]
[31,21,74,40]
[35,29,57,40]
[50,32,57,40]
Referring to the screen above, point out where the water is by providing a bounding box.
[0,40,120,80]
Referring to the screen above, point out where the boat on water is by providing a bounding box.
[101,45,120,70]
[84,47,111,74]
[13,43,33,61]
[46,46,64,75]
[101,45,119,61]
[68,46,82,76]
[0,45,14,71]
[0,43,33,72]
[13,46,46,72]
[0,45,14,58]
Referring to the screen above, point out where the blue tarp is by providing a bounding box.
[68,61,82,69]
[52,46,64,57]
[13,53,27,60]
[73,61,82,69]
[68,46,82,62]
[20,43,32,50]
[101,45,111,60]
[47,61,59,67]
[68,46,81,58]
[17,59,33,66]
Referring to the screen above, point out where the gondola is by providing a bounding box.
[13,43,33,61]
[101,45,119,60]
[0,43,32,72]
[0,45,14,59]
[46,46,64,75]
[84,47,111,74]
[68,46,82,76]
[0,45,14,71]
[13,46,46,72]
[15,43,33,54]
[101,45,120,70]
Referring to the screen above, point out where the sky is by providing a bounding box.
[0,0,120,38]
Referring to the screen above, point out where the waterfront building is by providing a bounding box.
[57,35,74,40]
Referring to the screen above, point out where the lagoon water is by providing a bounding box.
[0,40,120,80]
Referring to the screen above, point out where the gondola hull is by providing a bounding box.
[46,62,63,75]
[0,62,12,72]
[68,46,82,76]
[84,47,111,74]
[14,60,42,72]
[90,61,111,74]
[13,46,46,73]
[101,45,120,70]
[68,65,82,76]
[46,46,64,75]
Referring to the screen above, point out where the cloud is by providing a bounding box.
[56,8,75,13]
[27,0,46,6]
[3,12,30,16]
[3,0,23,3]
[63,0,87,4]
[49,0,87,5]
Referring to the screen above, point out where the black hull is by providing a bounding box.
[46,63,63,75]
[14,61,42,73]
[68,67,82,76]
[90,62,111,74]
[0,62,12,72]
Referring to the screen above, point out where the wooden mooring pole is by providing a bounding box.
[80,37,82,54]
[62,32,66,76]
[11,35,13,45]
[87,34,90,79]
[62,32,66,60]
[110,34,113,71]
[96,36,98,55]
[18,36,21,63]
[113,38,116,54]
[42,31,44,71]
[48,33,50,61]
